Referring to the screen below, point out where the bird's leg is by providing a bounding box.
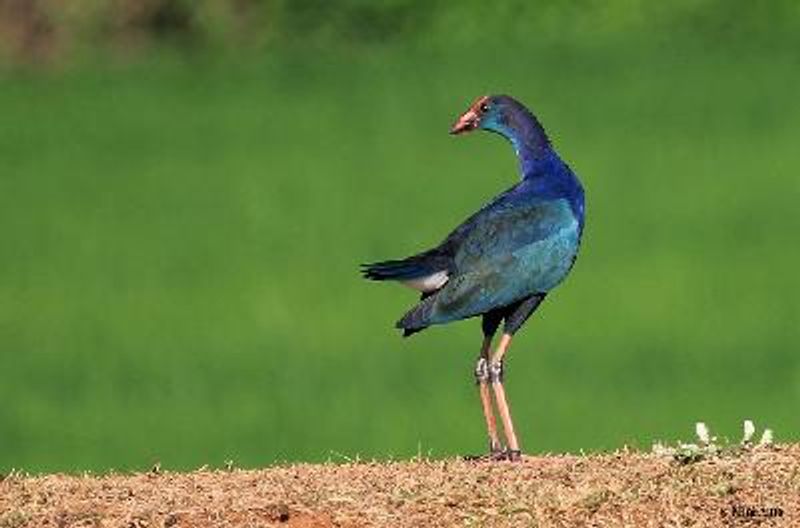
[475,336,503,455]
[490,333,521,460]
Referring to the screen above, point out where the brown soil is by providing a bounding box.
[2,445,799,527]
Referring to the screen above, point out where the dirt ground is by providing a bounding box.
[2,445,799,527]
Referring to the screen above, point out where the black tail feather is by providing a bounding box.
[402,326,426,337]
[395,293,437,337]
[361,252,450,282]
[363,251,451,338]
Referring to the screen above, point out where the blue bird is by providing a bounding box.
[362,95,585,461]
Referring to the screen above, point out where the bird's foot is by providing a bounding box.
[463,444,522,462]
[463,439,502,461]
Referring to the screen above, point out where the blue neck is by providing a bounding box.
[498,120,585,229]
[512,135,551,178]
[484,108,551,179]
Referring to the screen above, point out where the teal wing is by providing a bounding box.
[419,196,581,326]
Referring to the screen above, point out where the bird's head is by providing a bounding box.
[450,95,517,136]
[449,94,551,161]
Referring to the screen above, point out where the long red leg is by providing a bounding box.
[476,336,502,453]
[490,333,521,458]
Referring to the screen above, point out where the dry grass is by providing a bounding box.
[2,445,799,527]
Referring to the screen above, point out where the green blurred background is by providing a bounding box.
[1,1,799,473]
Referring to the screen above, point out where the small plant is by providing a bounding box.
[652,420,774,464]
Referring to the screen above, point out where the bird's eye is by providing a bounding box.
[479,102,489,113]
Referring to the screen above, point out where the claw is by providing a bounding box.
[463,447,523,462]
[505,449,522,462]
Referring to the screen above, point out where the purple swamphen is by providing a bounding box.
[362,95,585,461]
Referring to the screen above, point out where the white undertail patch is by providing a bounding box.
[402,271,449,292]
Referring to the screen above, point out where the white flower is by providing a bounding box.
[695,422,710,445]
[742,420,755,443]
[759,428,773,446]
